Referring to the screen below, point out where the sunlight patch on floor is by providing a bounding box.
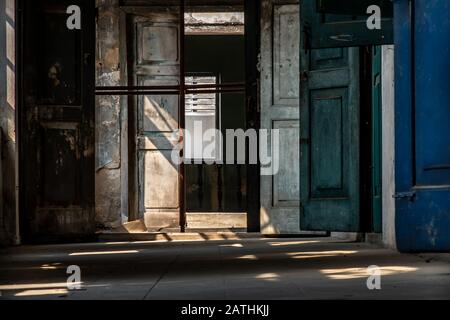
[69,250,139,256]
[219,243,244,248]
[14,289,69,297]
[267,240,321,246]
[288,250,357,260]
[237,254,259,260]
[40,263,63,270]
[321,266,419,280]
[0,282,68,290]
[255,273,280,281]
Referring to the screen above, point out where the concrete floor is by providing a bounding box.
[0,237,449,300]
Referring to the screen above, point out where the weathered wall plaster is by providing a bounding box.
[95,0,124,229]
[0,0,18,246]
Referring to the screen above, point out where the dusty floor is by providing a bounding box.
[0,237,449,300]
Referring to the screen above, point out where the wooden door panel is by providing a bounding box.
[141,150,179,209]
[138,77,179,133]
[415,8,450,187]
[310,88,348,198]
[300,44,360,232]
[273,121,300,207]
[310,48,348,70]
[39,122,81,206]
[37,9,81,106]
[21,0,95,241]
[273,4,300,105]
[260,0,301,234]
[395,0,450,251]
[301,0,393,49]
[140,28,178,62]
[127,9,181,230]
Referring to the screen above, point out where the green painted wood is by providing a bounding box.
[301,0,393,49]
[317,0,393,17]
[300,47,361,232]
[371,46,382,233]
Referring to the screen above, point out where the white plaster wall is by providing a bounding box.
[381,45,396,250]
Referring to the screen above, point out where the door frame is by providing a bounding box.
[245,0,261,232]
[359,45,382,234]
[118,1,256,231]
[119,4,186,230]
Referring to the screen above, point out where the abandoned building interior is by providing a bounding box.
[0,0,450,252]
[0,0,394,244]
[0,0,450,301]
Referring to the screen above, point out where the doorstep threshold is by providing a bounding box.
[97,231,263,243]
[97,231,331,243]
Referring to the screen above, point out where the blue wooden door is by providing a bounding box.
[395,0,450,252]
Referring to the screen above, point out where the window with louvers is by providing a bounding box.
[185,75,220,162]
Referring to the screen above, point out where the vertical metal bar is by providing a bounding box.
[179,0,186,232]
[245,0,261,232]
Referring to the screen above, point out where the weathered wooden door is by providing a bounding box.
[260,0,361,233]
[298,0,396,232]
[301,0,393,49]
[125,8,181,230]
[21,0,95,242]
[260,0,301,234]
[299,47,361,232]
[298,1,398,233]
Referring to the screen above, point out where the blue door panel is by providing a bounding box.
[414,0,450,186]
[397,190,450,251]
[395,0,450,252]
[395,0,414,194]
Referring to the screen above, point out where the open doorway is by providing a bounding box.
[114,1,251,233]
[184,11,247,231]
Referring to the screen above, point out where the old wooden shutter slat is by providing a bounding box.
[301,0,393,49]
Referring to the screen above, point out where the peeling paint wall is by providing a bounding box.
[185,12,245,35]
[0,0,18,246]
[95,0,124,229]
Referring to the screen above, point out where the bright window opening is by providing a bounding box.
[185,74,221,162]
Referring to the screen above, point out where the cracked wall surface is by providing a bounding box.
[95,0,124,229]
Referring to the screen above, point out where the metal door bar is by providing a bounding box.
[179,0,187,232]
[96,82,245,91]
